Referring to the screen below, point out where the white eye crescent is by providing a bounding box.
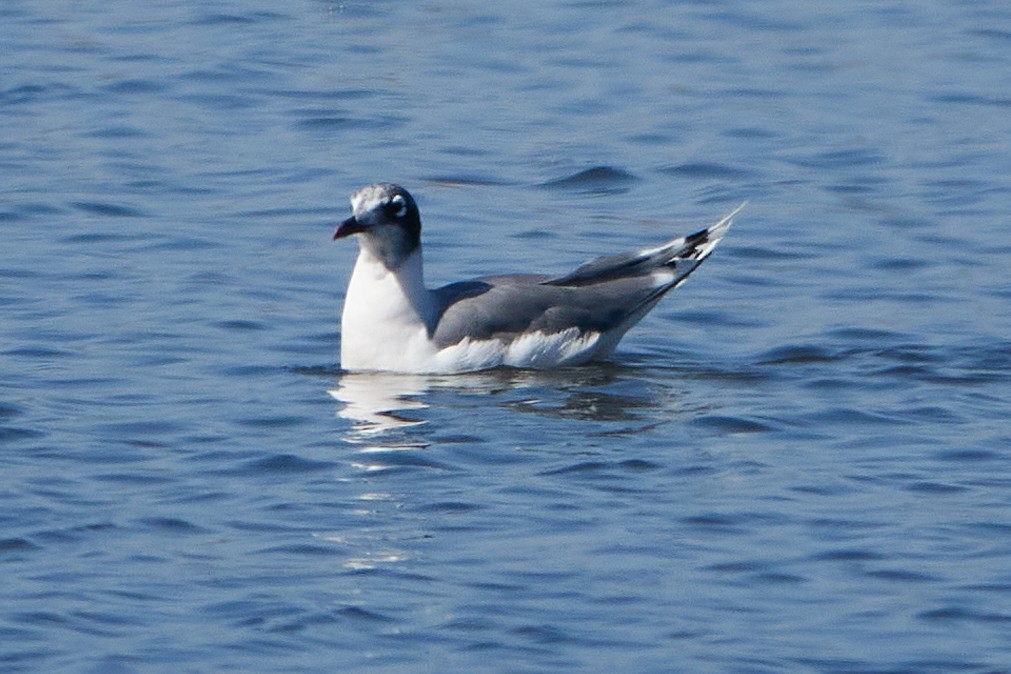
[390,194,408,219]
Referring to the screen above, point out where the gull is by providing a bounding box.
[333,183,742,374]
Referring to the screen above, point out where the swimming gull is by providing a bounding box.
[333,182,743,374]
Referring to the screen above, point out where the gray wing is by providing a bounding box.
[429,203,743,349]
[430,274,664,349]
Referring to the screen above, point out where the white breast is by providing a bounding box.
[340,248,439,372]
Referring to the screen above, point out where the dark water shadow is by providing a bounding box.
[538,166,639,195]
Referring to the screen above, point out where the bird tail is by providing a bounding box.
[545,202,745,287]
[667,201,745,264]
[656,201,744,292]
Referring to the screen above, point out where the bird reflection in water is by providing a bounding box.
[328,372,431,437]
[329,363,677,442]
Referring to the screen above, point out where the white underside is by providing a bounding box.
[339,247,621,374]
[343,325,614,374]
[430,327,610,373]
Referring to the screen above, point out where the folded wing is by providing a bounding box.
[430,203,744,350]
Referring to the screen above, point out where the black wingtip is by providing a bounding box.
[684,227,710,247]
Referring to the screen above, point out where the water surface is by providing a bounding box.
[3,1,1011,672]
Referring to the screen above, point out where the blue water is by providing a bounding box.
[3,1,1011,672]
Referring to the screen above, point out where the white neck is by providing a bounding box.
[340,246,437,371]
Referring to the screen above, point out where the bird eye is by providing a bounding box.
[389,194,408,219]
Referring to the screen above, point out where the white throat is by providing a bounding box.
[339,245,438,372]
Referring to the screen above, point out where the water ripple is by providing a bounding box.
[539,166,639,194]
[5,1,1011,671]
[69,201,147,218]
[659,162,754,180]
